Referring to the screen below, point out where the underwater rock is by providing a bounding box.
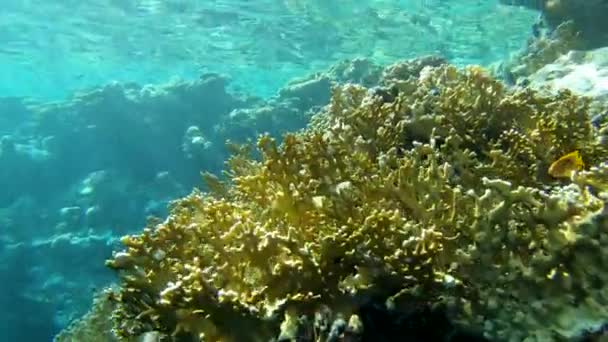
[32,72,245,186]
[182,125,212,159]
[326,58,384,87]
[79,170,109,197]
[0,134,54,163]
[53,290,118,342]
[527,47,608,113]
[218,102,311,144]
[380,55,447,85]
[56,206,83,233]
[279,75,333,111]
[276,57,393,112]
[499,0,608,49]
[84,205,103,228]
[152,171,184,196]
[493,20,581,84]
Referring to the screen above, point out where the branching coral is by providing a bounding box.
[104,64,608,341]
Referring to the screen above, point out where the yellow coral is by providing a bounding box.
[92,63,608,342]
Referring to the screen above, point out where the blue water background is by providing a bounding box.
[1,0,536,100]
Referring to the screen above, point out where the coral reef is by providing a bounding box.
[215,57,431,145]
[325,58,384,88]
[0,73,256,337]
[499,0,608,49]
[526,47,608,114]
[4,56,403,338]
[54,290,118,342]
[380,55,447,85]
[495,21,582,84]
[495,0,608,85]
[97,62,608,341]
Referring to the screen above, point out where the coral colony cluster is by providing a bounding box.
[56,59,608,341]
[51,4,608,342]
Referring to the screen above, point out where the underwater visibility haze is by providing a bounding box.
[1,0,607,341]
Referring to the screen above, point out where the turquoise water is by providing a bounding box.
[0,1,536,100]
[3,0,607,341]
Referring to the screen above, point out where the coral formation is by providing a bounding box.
[325,58,384,88]
[526,47,608,115]
[98,62,608,341]
[3,56,403,337]
[54,290,118,342]
[216,57,418,145]
[499,0,608,49]
[495,21,582,84]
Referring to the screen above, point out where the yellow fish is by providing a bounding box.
[548,151,584,178]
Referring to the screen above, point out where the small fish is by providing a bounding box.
[548,150,585,178]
